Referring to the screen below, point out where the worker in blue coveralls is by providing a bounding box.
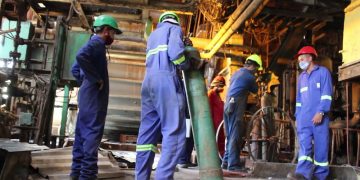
[287,46,332,180]
[71,61,84,86]
[70,15,122,180]
[135,11,195,180]
[222,54,262,172]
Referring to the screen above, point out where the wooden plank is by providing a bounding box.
[338,60,360,81]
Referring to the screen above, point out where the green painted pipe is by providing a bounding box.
[59,84,70,137]
[183,70,223,180]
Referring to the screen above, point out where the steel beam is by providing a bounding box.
[72,0,90,29]
[59,84,70,146]
[42,0,196,14]
[29,6,45,25]
[0,0,4,26]
[35,17,66,145]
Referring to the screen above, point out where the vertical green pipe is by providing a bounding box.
[183,70,223,180]
[60,84,70,137]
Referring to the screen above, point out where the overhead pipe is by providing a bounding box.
[190,37,243,50]
[201,0,267,59]
[204,0,251,51]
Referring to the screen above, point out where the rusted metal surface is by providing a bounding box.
[0,150,31,180]
[252,162,360,179]
[30,147,128,179]
[40,0,196,14]
[0,139,48,180]
[71,0,90,29]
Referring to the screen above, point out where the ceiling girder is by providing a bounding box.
[40,0,195,14]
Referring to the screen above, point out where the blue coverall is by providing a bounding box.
[222,68,258,170]
[295,65,332,180]
[70,35,109,179]
[135,21,190,180]
[71,61,84,86]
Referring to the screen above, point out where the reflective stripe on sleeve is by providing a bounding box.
[172,55,186,65]
[146,45,168,60]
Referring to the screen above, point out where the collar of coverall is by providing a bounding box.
[162,19,179,25]
[301,64,319,75]
[91,34,106,46]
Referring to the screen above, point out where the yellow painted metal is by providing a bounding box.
[200,0,265,59]
[204,0,251,51]
[342,1,360,64]
[190,34,243,50]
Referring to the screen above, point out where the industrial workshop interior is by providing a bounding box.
[0,0,360,179]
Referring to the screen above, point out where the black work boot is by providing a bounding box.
[287,172,306,180]
[70,176,79,180]
[221,163,228,170]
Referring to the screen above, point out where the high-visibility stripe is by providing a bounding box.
[298,156,313,162]
[172,55,185,65]
[296,103,302,107]
[321,95,332,100]
[314,160,329,166]
[300,87,308,93]
[136,144,158,153]
[146,45,168,59]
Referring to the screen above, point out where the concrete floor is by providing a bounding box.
[29,147,360,180]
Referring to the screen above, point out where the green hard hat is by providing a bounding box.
[158,11,180,24]
[93,15,122,34]
[246,54,263,70]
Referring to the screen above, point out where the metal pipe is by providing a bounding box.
[0,28,16,35]
[59,84,70,145]
[190,37,244,50]
[183,70,223,180]
[346,82,350,164]
[201,0,265,59]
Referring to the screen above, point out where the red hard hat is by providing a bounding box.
[211,76,226,87]
[295,46,318,59]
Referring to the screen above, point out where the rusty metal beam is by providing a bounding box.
[0,28,16,35]
[262,8,333,21]
[29,6,45,25]
[0,0,4,26]
[42,0,195,14]
[71,0,90,29]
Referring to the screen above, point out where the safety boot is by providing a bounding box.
[287,172,306,180]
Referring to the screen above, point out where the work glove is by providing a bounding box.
[183,37,193,46]
[184,46,206,70]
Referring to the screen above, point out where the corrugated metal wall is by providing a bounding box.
[104,20,146,140]
[60,19,146,140]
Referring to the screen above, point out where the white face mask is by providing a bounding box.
[299,61,310,70]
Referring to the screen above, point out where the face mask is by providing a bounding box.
[104,36,114,45]
[216,87,224,93]
[299,61,310,70]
